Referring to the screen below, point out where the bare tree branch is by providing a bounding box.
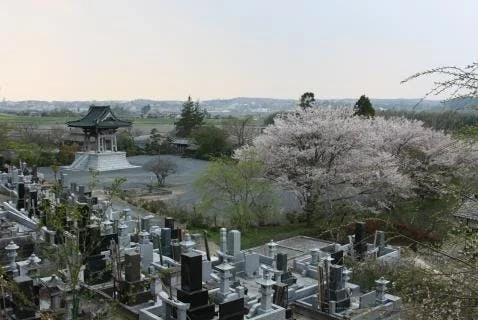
[402,62,478,107]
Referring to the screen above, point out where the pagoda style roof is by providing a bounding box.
[66,105,132,129]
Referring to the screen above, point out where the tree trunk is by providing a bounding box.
[72,293,80,320]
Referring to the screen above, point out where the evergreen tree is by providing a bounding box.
[354,95,375,118]
[299,92,316,110]
[175,96,206,137]
[192,101,206,127]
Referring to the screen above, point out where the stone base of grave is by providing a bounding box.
[65,151,139,172]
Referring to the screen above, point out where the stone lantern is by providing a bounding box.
[375,277,390,304]
[5,240,19,274]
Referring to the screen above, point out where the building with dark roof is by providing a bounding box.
[67,105,132,152]
[65,106,137,171]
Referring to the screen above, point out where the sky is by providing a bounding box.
[1,0,477,101]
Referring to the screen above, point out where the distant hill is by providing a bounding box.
[441,97,478,111]
[1,97,476,115]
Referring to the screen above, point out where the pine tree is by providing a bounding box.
[299,92,316,110]
[354,95,375,118]
[175,96,206,137]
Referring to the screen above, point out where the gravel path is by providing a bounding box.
[39,155,209,206]
[38,154,300,213]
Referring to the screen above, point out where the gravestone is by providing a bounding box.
[141,215,153,232]
[125,251,141,282]
[375,231,386,257]
[331,250,344,265]
[13,275,36,319]
[139,231,153,272]
[181,252,202,292]
[165,217,174,230]
[118,222,130,250]
[17,182,25,210]
[227,230,241,260]
[273,282,288,308]
[359,291,376,309]
[70,182,77,194]
[202,259,212,282]
[177,251,215,320]
[80,225,96,255]
[244,253,260,278]
[327,265,350,312]
[118,251,154,305]
[150,226,161,249]
[123,208,135,234]
[84,254,110,284]
[161,228,172,257]
[78,185,86,203]
[276,253,287,272]
[100,233,118,252]
[276,253,296,285]
[219,297,245,320]
[172,241,181,262]
[354,222,366,259]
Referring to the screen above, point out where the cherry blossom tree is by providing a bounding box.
[235,107,478,223]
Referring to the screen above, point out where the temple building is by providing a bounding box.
[65,105,138,172]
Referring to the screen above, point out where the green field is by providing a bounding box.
[0,113,264,132]
[0,113,76,124]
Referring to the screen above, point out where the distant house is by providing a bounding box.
[133,135,152,149]
[169,138,198,154]
[28,111,41,117]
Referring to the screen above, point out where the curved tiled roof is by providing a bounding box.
[66,105,132,129]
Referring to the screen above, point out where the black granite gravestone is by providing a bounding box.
[13,275,36,319]
[165,217,174,230]
[172,241,181,262]
[84,254,111,284]
[276,253,287,272]
[273,283,288,307]
[177,251,215,320]
[181,252,202,292]
[354,222,366,259]
[85,225,102,255]
[100,233,118,252]
[219,298,245,320]
[78,185,86,203]
[161,228,172,257]
[276,253,296,285]
[177,289,209,309]
[327,265,350,312]
[331,250,344,265]
[17,182,25,210]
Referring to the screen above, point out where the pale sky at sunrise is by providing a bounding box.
[1,0,477,101]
